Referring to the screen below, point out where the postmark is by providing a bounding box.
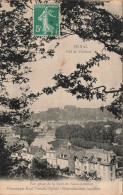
[33,4,59,36]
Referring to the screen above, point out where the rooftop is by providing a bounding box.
[30,146,44,155]
[56,149,76,160]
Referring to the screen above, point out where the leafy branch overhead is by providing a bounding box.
[43,53,110,98]
[43,52,122,119]
[43,0,123,119]
[0,0,56,124]
[60,0,122,55]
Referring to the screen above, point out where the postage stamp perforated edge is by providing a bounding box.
[33,3,60,37]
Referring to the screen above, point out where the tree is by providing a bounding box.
[0,134,30,179]
[30,158,58,179]
[14,126,38,146]
[60,0,122,55]
[9,159,29,179]
[114,133,123,145]
[0,135,15,177]
[0,0,59,125]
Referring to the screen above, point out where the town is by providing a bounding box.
[0,108,122,181]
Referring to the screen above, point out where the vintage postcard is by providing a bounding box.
[0,0,122,195]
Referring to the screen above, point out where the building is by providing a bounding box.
[74,150,87,175]
[0,125,13,136]
[12,133,20,139]
[21,147,33,161]
[56,149,75,173]
[18,140,29,148]
[11,145,44,162]
[30,145,44,159]
[6,136,19,147]
[34,124,48,133]
[46,146,117,180]
[11,151,21,159]
[46,149,76,173]
[21,145,45,162]
[75,147,117,180]
[56,150,69,169]
[64,105,76,110]
[116,128,122,135]
[46,150,57,168]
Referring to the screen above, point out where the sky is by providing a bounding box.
[2,0,122,113]
[27,35,122,112]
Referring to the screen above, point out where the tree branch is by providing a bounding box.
[92,86,122,94]
[25,3,33,10]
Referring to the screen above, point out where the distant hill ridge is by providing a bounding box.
[30,106,116,122]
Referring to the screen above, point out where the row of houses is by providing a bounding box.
[10,143,122,181]
[45,147,118,180]
[8,140,120,181]
[10,141,118,181]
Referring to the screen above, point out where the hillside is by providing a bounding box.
[29,106,117,122]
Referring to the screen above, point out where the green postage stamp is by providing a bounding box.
[33,4,59,36]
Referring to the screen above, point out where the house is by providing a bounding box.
[5,136,18,147]
[11,151,21,159]
[56,149,76,173]
[56,149,69,169]
[46,150,57,168]
[0,126,13,136]
[104,125,111,128]
[21,147,33,161]
[74,150,87,175]
[75,147,117,180]
[30,146,44,159]
[34,125,47,134]
[20,145,45,162]
[116,128,122,135]
[46,147,118,180]
[12,133,20,139]
[11,145,44,163]
[46,149,76,173]
[18,140,29,148]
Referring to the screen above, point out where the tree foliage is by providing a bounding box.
[0,0,58,125]
[0,135,16,177]
[71,138,123,156]
[55,122,122,144]
[60,0,122,55]
[43,0,123,119]
[55,123,123,156]
[30,158,58,179]
[13,126,38,146]
[9,159,29,179]
[114,133,123,145]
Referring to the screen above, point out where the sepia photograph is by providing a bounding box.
[0,0,122,194]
